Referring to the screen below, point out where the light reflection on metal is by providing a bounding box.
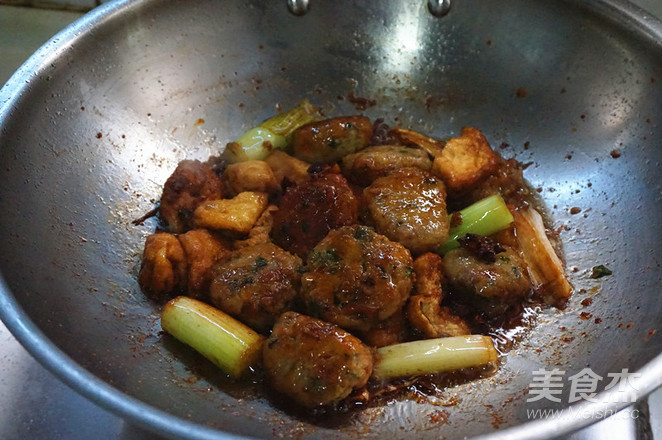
[428,0,452,17]
[287,0,310,16]
[384,3,423,75]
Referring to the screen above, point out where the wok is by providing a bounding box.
[0,0,661,438]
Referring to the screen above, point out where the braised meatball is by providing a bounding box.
[292,116,373,164]
[364,167,450,255]
[301,225,414,333]
[263,312,374,408]
[341,145,432,186]
[209,242,302,332]
[159,160,223,233]
[138,232,187,300]
[178,229,229,300]
[443,246,531,301]
[271,172,358,258]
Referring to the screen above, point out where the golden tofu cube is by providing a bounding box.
[222,160,280,196]
[432,127,498,192]
[412,252,445,298]
[390,126,444,157]
[192,192,269,234]
[265,150,311,186]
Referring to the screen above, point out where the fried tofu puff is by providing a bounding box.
[406,252,471,338]
[221,160,280,197]
[364,167,450,256]
[138,232,187,300]
[139,230,229,301]
[263,312,374,408]
[159,160,223,233]
[301,225,413,333]
[431,127,498,193]
[178,229,229,300]
[208,242,302,332]
[407,295,471,338]
[358,310,408,347]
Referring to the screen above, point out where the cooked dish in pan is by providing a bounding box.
[137,100,572,410]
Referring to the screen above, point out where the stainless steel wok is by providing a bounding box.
[1,0,661,438]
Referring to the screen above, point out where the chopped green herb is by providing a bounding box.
[229,279,242,291]
[405,267,414,277]
[254,256,267,268]
[229,275,255,291]
[354,225,372,240]
[309,248,342,271]
[590,265,612,279]
[327,248,341,262]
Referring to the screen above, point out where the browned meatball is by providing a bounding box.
[138,232,187,300]
[364,167,450,255]
[263,312,374,408]
[271,172,358,258]
[301,225,414,332]
[341,145,432,186]
[443,246,531,301]
[178,229,229,300]
[292,116,373,164]
[208,242,302,332]
[160,160,223,233]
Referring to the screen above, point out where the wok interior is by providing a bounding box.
[0,0,661,438]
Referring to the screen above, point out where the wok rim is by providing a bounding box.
[0,0,661,438]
